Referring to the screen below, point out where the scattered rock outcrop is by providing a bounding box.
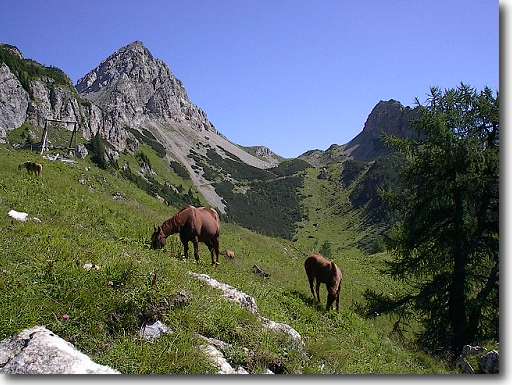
[75,144,88,159]
[252,264,270,278]
[0,326,119,374]
[190,272,259,314]
[455,344,499,374]
[196,335,249,375]
[139,321,173,342]
[480,350,499,374]
[7,209,41,223]
[189,272,303,347]
[241,145,283,167]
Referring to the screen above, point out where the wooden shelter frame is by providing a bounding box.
[39,119,79,155]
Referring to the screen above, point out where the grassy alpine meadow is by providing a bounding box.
[0,146,451,374]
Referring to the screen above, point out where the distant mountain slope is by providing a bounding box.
[239,145,284,166]
[0,40,415,243]
[298,144,347,167]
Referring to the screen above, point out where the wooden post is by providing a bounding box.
[67,122,78,155]
[40,120,48,155]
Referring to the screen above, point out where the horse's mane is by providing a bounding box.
[160,206,196,236]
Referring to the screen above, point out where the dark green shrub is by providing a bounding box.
[88,132,108,169]
[169,160,190,179]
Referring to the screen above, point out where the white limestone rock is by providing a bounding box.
[0,326,119,374]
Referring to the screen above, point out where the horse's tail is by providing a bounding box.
[331,261,343,291]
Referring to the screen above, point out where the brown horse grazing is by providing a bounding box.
[19,161,43,177]
[151,206,221,265]
[304,253,343,312]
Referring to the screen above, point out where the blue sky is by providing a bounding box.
[0,1,498,157]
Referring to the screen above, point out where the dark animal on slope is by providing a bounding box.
[151,205,221,266]
[304,253,343,312]
[18,161,43,177]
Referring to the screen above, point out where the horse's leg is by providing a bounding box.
[183,241,189,259]
[204,239,215,266]
[336,289,340,312]
[315,281,321,304]
[213,237,220,265]
[180,234,189,259]
[308,275,316,301]
[192,236,200,262]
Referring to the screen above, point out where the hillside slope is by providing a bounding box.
[0,146,451,374]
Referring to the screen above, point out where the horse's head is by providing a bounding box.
[150,225,166,249]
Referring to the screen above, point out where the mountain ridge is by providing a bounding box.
[1,40,416,218]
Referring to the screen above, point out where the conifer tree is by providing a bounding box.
[365,84,499,356]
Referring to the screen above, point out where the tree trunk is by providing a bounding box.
[466,263,499,342]
[449,189,466,354]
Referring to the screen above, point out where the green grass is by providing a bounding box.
[118,144,195,193]
[0,146,452,374]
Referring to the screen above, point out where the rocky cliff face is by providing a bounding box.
[343,99,418,161]
[0,63,29,142]
[0,44,110,146]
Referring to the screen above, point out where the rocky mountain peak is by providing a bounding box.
[362,99,411,136]
[76,41,164,94]
[76,41,215,135]
[73,41,274,212]
[343,99,418,161]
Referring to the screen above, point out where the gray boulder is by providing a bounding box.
[0,326,119,374]
[139,321,173,342]
[480,350,499,374]
[76,144,88,159]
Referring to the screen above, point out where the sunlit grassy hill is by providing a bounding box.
[0,146,451,374]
